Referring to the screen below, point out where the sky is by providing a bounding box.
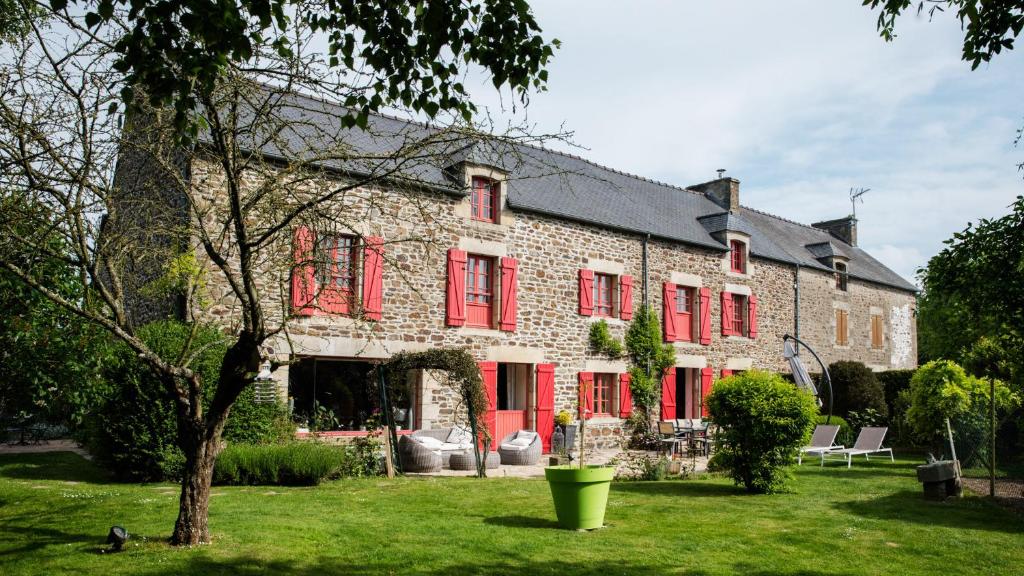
[463,1,1024,285]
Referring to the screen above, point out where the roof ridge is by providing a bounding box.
[741,204,830,234]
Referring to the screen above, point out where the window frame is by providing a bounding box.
[465,254,495,328]
[470,176,499,223]
[835,261,849,291]
[871,314,883,350]
[593,273,615,318]
[675,285,696,342]
[731,293,748,337]
[592,372,617,417]
[314,233,359,315]
[835,309,849,346]
[729,240,746,274]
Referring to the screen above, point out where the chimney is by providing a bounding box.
[690,175,740,213]
[812,216,857,247]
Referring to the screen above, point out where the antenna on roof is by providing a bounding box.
[849,187,870,220]
[716,168,726,180]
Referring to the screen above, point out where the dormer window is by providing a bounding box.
[835,261,848,291]
[470,177,498,223]
[729,240,746,274]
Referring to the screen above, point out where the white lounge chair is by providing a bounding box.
[821,426,894,468]
[797,424,842,465]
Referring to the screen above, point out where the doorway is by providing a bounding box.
[674,368,702,420]
[496,363,532,441]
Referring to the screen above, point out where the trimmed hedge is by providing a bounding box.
[826,361,888,420]
[213,443,353,486]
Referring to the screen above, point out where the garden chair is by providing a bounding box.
[797,424,842,465]
[658,421,682,456]
[821,426,893,468]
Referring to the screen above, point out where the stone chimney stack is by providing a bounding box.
[690,176,740,213]
[812,216,858,247]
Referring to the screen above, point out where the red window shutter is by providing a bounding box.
[479,361,498,450]
[578,372,594,420]
[700,367,714,417]
[748,294,759,340]
[699,287,712,345]
[291,227,316,315]
[536,364,555,452]
[619,275,634,320]
[618,373,633,419]
[361,236,384,321]
[499,257,518,331]
[721,369,733,378]
[663,282,677,342]
[446,249,467,326]
[578,269,594,316]
[660,366,676,420]
[721,291,734,336]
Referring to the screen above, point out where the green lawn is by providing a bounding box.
[1,452,1021,575]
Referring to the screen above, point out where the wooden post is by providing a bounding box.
[990,377,996,498]
[382,427,395,479]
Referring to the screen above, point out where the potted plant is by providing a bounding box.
[544,384,615,530]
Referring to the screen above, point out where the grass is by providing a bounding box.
[1,451,1022,575]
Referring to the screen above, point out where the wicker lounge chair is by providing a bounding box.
[398,434,443,472]
[797,424,842,465]
[821,426,893,468]
[497,430,542,465]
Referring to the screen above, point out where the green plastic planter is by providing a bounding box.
[544,465,614,530]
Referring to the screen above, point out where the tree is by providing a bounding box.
[864,0,1024,69]
[0,0,559,545]
[625,304,675,419]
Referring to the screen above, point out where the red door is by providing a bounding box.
[536,364,555,452]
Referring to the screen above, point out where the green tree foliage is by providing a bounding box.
[706,370,818,494]
[48,0,559,138]
[864,0,1024,69]
[826,361,888,420]
[905,360,1019,465]
[588,319,623,358]
[625,304,675,417]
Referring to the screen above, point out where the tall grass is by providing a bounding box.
[214,443,352,486]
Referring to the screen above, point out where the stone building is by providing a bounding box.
[120,92,917,451]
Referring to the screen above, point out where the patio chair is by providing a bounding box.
[797,424,842,465]
[498,430,542,465]
[658,421,682,456]
[821,426,893,468]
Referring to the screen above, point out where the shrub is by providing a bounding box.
[826,361,888,420]
[624,305,675,432]
[706,370,818,494]
[876,369,915,445]
[588,319,623,358]
[625,411,658,450]
[613,452,670,481]
[83,320,293,481]
[815,414,852,447]
[906,360,1019,465]
[213,442,351,485]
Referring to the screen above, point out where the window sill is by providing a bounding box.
[672,340,702,348]
[589,316,624,327]
[724,335,752,342]
[725,270,752,280]
[587,416,623,425]
[459,326,505,337]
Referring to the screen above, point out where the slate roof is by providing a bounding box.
[225,88,917,293]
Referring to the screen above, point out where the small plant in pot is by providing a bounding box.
[544,379,615,530]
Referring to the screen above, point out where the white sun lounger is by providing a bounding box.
[797,424,842,465]
[821,426,893,468]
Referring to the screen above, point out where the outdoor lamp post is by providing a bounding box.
[254,361,276,404]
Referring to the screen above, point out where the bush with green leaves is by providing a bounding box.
[706,370,818,494]
[826,361,888,420]
[213,442,352,486]
[624,304,675,419]
[588,319,623,358]
[905,360,1019,466]
[83,320,293,481]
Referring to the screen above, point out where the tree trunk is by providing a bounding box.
[171,432,221,545]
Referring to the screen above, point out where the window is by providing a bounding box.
[466,254,494,327]
[470,177,498,223]
[593,273,615,317]
[835,309,849,346]
[835,262,848,291]
[730,240,746,273]
[732,294,747,336]
[593,373,617,416]
[315,234,358,314]
[675,286,695,342]
[871,314,883,349]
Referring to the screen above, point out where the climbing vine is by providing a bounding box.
[588,319,624,358]
[625,304,675,429]
[378,348,490,477]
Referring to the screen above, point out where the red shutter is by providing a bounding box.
[699,287,712,345]
[619,275,634,320]
[578,269,594,316]
[721,369,733,379]
[578,372,594,420]
[536,364,555,452]
[446,249,467,327]
[748,294,758,340]
[618,373,633,419]
[660,366,676,421]
[479,361,498,450]
[663,282,677,342]
[701,367,714,418]
[499,257,518,331]
[361,236,384,321]
[291,227,316,315]
[721,291,734,336]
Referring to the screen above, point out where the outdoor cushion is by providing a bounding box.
[509,437,532,447]
[446,424,472,445]
[439,442,471,451]
[500,442,529,451]
[515,430,538,444]
[417,436,443,449]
